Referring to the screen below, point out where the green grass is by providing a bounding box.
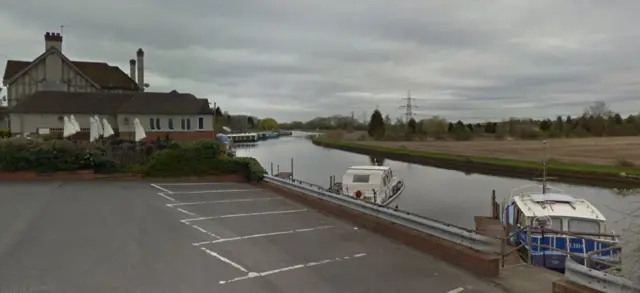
[313,138,640,176]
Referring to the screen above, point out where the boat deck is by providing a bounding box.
[475,216,562,293]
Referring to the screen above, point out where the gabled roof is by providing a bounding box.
[2,47,139,91]
[8,91,213,115]
[117,92,210,114]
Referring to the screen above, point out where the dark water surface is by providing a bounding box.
[235,132,639,251]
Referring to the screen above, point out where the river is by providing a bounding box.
[234,132,639,251]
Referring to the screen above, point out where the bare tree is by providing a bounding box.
[584,101,613,118]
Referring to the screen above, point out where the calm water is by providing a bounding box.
[235,132,639,250]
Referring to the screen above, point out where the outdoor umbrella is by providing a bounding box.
[102,118,115,138]
[94,115,104,136]
[133,117,146,142]
[89,117,99,142]
[62,116,75,138]
[69,115,81,132]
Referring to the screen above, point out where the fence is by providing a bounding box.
[264,174,500,253]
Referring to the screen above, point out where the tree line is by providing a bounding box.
[286,101,640,141]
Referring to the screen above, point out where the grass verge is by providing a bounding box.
[312,138,640,180]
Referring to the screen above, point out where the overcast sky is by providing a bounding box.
[1,1,639,122]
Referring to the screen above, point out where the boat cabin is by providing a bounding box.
[506,192,610,235]
[341,166,394,201]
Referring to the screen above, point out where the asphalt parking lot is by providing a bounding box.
[0,180,505,293]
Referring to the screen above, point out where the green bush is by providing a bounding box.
[0,137,117,173]
[0,130,10,139]
[143,139,264,181]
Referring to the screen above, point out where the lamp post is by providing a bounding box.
[211,101,217,139]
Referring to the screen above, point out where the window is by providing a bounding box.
[352,174,370,183]
[186,118,191,130]
[198,117,204,130]
[149,118,155,130]
[181,118,186,130]
[155,118,161,130]
[530,217,563,231]
[568,219,600,234]
[168,118,174,130]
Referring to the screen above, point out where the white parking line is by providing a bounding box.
[176,208,197,216]
[150,184,174,194]
[152,182,239,186]
[182,221,221,238]
[157,192,178,202]
[167,197,282,207]
[218,253,367,284]
[446,287,465,293]
[200,247,249,273]
[169,189,261,195]
[192,225,334,246]
[182,209,308,223]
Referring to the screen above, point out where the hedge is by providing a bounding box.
[142,140,265,181]
[0,137,265,181]
[0,137,117,173]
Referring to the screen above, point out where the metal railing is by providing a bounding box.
[264,174,500,253]
[565,258,640,293]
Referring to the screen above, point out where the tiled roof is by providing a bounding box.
[3,60,139,91]
[9,91,213,115]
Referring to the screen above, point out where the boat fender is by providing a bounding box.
[354,190,363,199]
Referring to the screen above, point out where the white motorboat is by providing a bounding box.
[340,165,405,206]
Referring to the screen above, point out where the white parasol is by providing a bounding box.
[89,117,99,142]
[69,115,81,132]
[102,118,115,138]
[62,116,75,138]
[94,115,104,136]
[133,117,146,142]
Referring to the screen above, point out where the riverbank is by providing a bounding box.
[312,138,640,188]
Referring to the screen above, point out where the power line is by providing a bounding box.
[399,90,418,122]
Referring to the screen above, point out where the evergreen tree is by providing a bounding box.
[368,110,385,139]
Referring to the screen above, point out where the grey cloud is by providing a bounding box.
[2,1,640,122]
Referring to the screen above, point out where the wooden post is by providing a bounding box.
[491,190,497,218]
[500,237,506,268]
[290,158,294,178]
[277,165,280,174]
[270,162,273,175]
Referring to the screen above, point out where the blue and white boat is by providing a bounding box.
[502,142,621,272]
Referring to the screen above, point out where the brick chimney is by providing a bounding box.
[44,32,62,52]
[136,48,144,92]
[129,59,136,82]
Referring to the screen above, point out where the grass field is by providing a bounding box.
[315,135,640,176]
[358,137,640,167]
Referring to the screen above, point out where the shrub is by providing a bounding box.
[0,137,117,173]
[143,139,264,181]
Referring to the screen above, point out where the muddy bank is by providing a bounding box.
[312,139,640,188]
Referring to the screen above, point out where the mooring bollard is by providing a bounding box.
[290,158,294,178]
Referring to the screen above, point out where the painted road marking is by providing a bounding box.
[182,209,308,223]
[150,184,174,194]
[168,189,262,195]
[193,226,334,246]
[153,182,240,186]
[446,287,465,293]
[167,197,282,207]
[157,192,178,202]
[176,208,197,216]
[218,253,367,284]
[182,221,221,239]
[200,247,249,273]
